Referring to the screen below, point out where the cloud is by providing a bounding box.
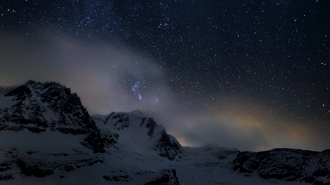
[0,32,169,114]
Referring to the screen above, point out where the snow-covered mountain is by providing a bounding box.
[0,80,104,152]
[0,81,329,185]
[93,110,182,160]
[0,81,179,184]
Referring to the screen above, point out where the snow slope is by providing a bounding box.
[93,110,182,160]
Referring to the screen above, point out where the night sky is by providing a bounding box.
[0,0,329,151]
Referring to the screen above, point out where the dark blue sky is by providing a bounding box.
[0,0,329,151]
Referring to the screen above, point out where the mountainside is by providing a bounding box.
[234,148,330,185]
[0,81,330,185]
[0,80,104,152]
[0,81,180,185]
[0,80,93,132]
[93,110,182,160]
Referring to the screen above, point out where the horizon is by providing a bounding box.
[1,79,329,152]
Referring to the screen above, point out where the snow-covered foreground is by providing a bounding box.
[0,144,311,185]
[173,147,311,185]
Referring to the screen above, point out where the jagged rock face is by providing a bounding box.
[0,80,104,153]
[102,111,182,160]
[0,148,104,180]
[144,169,180,185]
[0,80,96,134]
[98,128,119,148]
[105,112,130,130]
[154,131,181,161]
[101,169,179,184]
[233,148,330,184]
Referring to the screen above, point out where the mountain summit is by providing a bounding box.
[93,110,182,160]
[0,80,104,152]
[0,80,94,132]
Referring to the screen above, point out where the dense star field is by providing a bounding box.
[0,0,329,151]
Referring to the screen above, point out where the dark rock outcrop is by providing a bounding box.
[144,169,179,185]
[233,148,330,184]
[154,131,181,160]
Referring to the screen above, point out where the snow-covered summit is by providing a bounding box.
[0,80,96,132]
[93,111,182,160]
[0,80,104,152]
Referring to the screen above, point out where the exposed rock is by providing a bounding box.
[233,148,330,184]
[103,174,130,182]
[105,112,130,130]
[17,159,54,177]
[102,111,182,160]
[144,169,179,185]
[154,131,181,160]
[98,128,119,148]
[0,173,15,181]
[0,81,105,153]
[1,80,95,132]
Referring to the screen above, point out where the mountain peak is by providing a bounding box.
[0,80,105,153]
[1,80,94,132]
[94,111,182,160]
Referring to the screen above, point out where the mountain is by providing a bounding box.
[0,80,104,152]
[0,81,180,185]
[0,81,330,185]
[93,110,182,160]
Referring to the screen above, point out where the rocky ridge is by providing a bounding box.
[0,80,105,153]
[234,148,330,184]
[98,111,182,160]
[0,80,94,133]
